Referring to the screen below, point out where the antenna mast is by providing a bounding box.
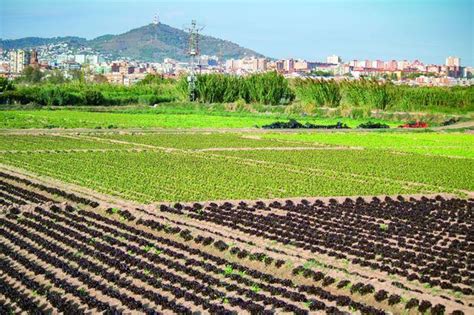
[184,20,204,101]
[152,13,160,41]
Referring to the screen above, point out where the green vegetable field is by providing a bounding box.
[0,131,472,202]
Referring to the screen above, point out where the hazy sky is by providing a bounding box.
[1,0,472,65]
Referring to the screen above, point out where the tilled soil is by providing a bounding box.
[1,168,472,314]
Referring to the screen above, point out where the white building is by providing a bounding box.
[9,50,30,73]
[446,56,461,67]
[326,55,342,64]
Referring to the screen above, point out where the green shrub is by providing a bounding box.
[84,90,105,105]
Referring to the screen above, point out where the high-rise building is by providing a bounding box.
[326,55,342,64]
[445,56,461,67]
[283,59,295,73]
[9,49,31,73]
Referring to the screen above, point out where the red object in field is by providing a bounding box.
[399,121,428,128]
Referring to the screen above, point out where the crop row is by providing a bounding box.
[213,148,473,193]
[0,171,99,207]
[3,204,387,314]
[261,132,474,159]
[93,133,323,150]
[0,135,133,152]
[160,196,473,296]
[0,149,424,203]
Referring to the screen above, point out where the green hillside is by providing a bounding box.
[1,23,264,62]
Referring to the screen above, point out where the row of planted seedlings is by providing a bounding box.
[94,206,392,314]
[0,178,55,207]
[0,207,328,315]
[0,171,100,208]
[272,196,473,294]
[148,201,471,315]
[0,205,386,313]
[157,196,473,298]
[274,197,472,289]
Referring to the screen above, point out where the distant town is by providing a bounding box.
[1,42,472,87]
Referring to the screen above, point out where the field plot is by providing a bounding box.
[0,131,472,203]
[261,132,474,159]
[0,130,473,314]
[0,109,399,130]
[0,179,472,314]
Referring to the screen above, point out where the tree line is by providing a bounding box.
[0,67,472,113]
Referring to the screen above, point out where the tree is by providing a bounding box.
[0,77,14,92]
[20,66,44,83]
[46,70,67,84]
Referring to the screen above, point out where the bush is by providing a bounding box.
[0,77,14,92]
[84,90,105,105]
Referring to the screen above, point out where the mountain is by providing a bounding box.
[89,23,264,61]
[1,23,264,62]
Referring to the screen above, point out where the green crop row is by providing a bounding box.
[0,149,421,203]
[261,132,474,158]
[0,135,133,151]
[0,132,471,203]
[213,149,473,193]
[95,133,323,150]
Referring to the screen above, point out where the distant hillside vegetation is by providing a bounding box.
[0,36,87,50]
[1,23,265,62]
[89,23,264,61]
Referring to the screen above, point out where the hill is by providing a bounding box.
[1,23,264,62]
[0,36,87,50]
[89,23,264,61]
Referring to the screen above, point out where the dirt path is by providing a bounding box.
[2,123,473,135]
[431,121,474,130]
[193,146,363,152]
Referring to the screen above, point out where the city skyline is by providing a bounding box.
[0,0,472,65]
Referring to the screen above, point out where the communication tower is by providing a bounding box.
[153,13,160,26]
[152,13,160,42]
[184,20,204,101]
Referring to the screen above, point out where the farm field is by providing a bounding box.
[0,131,472,203]
[0,170,472,314]
[0,108,401,129]
[0,128,473,314]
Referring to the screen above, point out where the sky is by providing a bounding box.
[0,0,473,65]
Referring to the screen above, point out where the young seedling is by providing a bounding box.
[379,223,388,231]
[111,208,120,215]
[78,287,88,296]
[142,244,154,253]
[250,284,261,293]
[223,265,234,276]
[236,270,246,277]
